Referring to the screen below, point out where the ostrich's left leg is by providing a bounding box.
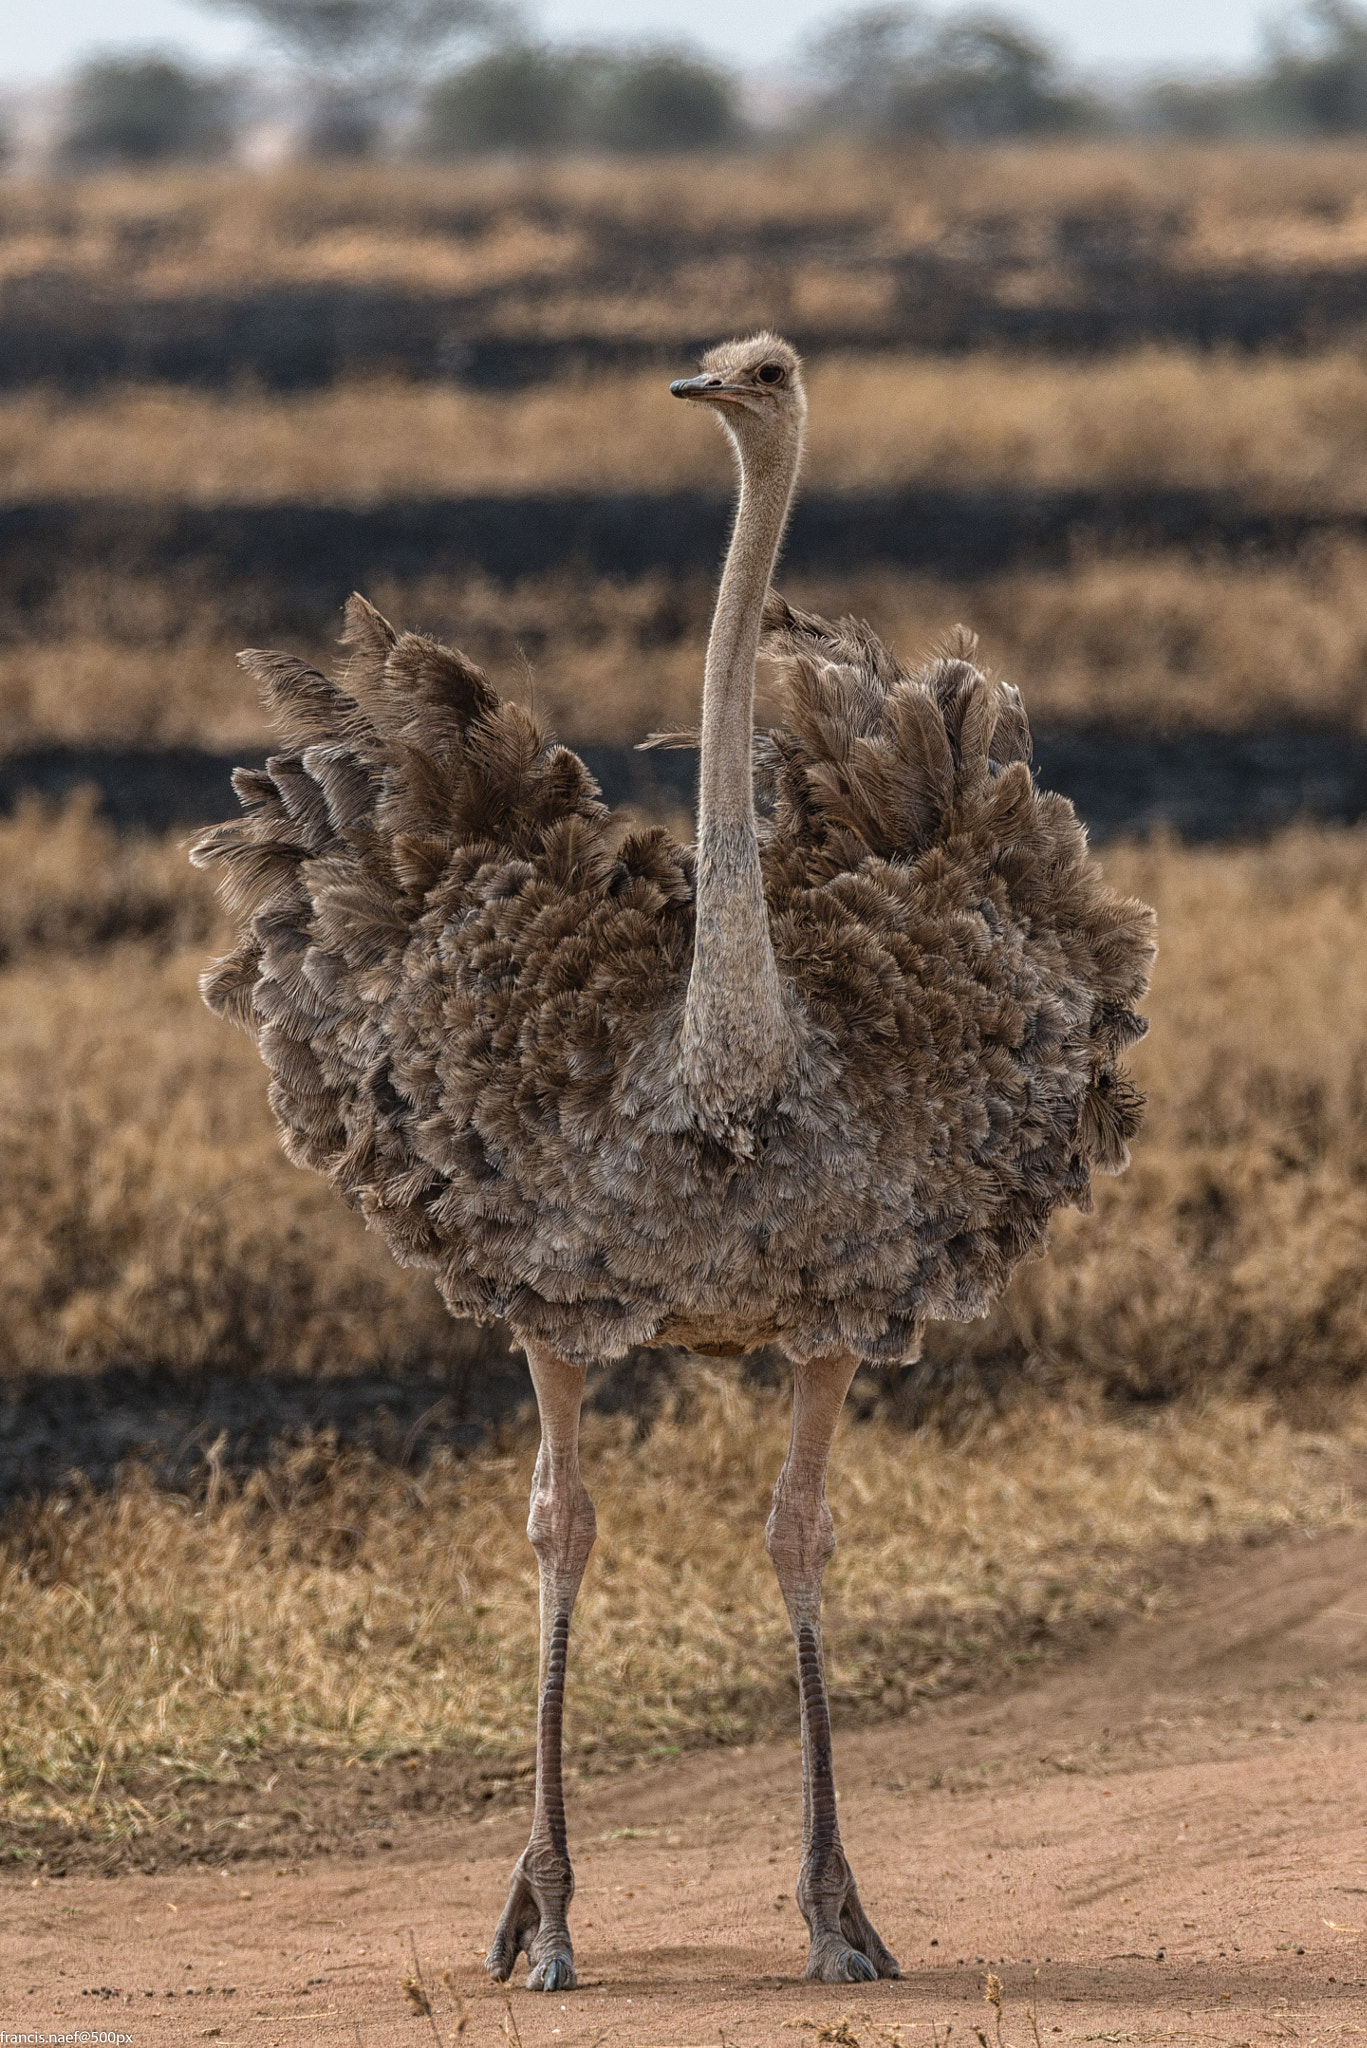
[486,1342,597,1993]
[767,1349,901,1985]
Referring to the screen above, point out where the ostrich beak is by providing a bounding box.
[671,375,748,404]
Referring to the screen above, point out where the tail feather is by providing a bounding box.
[758,590,1151,1193]
[229,765,282,814]
[759,593,1032,861]
[878,685,956,846]
[198,938,262,1029]
[341,594,499,762]
[238,648,370,758]
[191,830,309,919]
[301,743,380,841]
[989,681,1032,768]
[340,589,398,672]
[264,755,332,842]
[921,658,992,780]
[761,589,902,691]
[192,598,615,1251]
[383,631,499,740]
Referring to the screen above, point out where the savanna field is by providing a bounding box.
[5,143,1367,1891]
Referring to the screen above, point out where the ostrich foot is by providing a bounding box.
[799,1856,901,1983]
[485,1850,577,1991]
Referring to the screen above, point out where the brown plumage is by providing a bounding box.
[192,334,1155,1990]
[191,586,1152,1368]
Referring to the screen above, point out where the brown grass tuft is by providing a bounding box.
[1,1375,1362,1834]
[7,350,1367,503]
[402,1971,433,2016]
[7,545,1367,755]
[10,145,1367,317]
[0,791,221,963]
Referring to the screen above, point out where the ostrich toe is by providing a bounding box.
[527,1953,576,1993]
[809,1941,879,1983]
[799,1864,901,1983]
[485,1854,577,1991]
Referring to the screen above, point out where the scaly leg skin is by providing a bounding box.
[766,1351,902,1985]
[486,1343,597,1993]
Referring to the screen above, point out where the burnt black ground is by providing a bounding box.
[5,729,1367,840]
[5,489,1365,601]
[8,258,1367,391]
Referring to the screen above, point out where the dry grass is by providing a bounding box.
[6,543,1367,754]
[2,1378,1363,1831]
[0,940,456,1380]
[8,349,1367,503]
[1,822,1365,1401]
[811,544,1367,735]
[967,827,1367,1406]
[1,820,1366,1825]
[0,792,219,962]
[0,561,274,751]
[0,632,328,753]
[10,147,1367,301]
[9,152,1367,754]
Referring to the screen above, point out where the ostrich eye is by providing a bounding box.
[756,363,786,385]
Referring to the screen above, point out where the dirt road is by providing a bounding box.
[7,1526,1367,2046]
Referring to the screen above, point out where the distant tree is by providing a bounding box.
[421,44,596,152]
[60,54,236,167]
[1262,0,1367,129]
[593,50,740,151]
[199,0,511,80]
[804,4,1094,140]
[421,41,741,155]
[196,0,514,153]
[1136,74,1260,138]
[1138,1,1367,137]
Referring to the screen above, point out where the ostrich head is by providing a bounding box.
[671,333,806,465]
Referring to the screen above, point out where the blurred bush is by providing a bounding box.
[593,50,741,151]
[804,5,1096,140]
[421,42,742,154]
[1141,0,1367,136]
[422,45,599,152]
[302,87,387,157]
[1261,0,1367,129]
[59,54,237,167]
[47,0,1367,160]
[1137,76,1256,139]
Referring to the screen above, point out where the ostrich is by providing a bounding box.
[192,333,1155,1990]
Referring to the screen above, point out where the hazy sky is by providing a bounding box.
[8,0,1276,83]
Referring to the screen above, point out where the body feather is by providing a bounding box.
[193,590,1154,1367]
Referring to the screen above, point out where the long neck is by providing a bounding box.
[680,423,803,1140]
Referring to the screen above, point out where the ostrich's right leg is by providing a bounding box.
[485,1342,597,1993]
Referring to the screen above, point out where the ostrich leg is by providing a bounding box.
[766,1350,901,1984]
[486,1342,597,1992]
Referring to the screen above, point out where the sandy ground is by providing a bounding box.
[6,1526,1367,2047]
